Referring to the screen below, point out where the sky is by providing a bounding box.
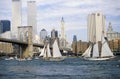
[0,0,120,42]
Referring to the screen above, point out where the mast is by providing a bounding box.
[47,44,51,57]
[91,34,99,58]
[92,42,99,57]
[46,45,48,58]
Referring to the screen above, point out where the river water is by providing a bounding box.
[0,56,120,79]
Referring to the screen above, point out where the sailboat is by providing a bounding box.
[5,57,14,60]
[49,39,64,61]
[39,43,52,59]
[39,39,64,61]
[82,34,114,60]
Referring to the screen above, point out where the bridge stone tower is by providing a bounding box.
[18,26,33,58]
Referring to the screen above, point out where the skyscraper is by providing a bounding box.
[12,0,22,39]
[0,20,11,33]
[40,29,47,39]
[0,22,3,34]
[60,17,66,39]
[73,35,77,42]
[51,29,58,39]
[59,17,67,48]
[88,12,106,42]
[27,1,37,35]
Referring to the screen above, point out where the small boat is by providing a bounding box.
[34,56,39,59]
[26,57,32,60]
[5,57,14,60]
[14,55,18,60]
[82,32,114,61]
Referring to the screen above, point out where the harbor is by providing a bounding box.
[0,56,120,79]
[0,0,120,79]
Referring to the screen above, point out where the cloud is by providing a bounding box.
[0,0,120,42]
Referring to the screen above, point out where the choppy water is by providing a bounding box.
[0,56,120,79]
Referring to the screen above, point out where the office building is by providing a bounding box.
[88,12,106,42]
[0,20,11,34]
[40,29,47,39]
[59,17,67,48]
[107,22,120,40]
[73,35,77,42]
[12,0,22,39]
[51,29,58,39]
[27,1,37,35]
[60,17,66,39]
[0,22,3,34]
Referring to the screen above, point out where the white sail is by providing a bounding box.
[101,37,114,57]
[47,44,52,57]
[53,39,62,57]
[43,49,47,57]
[39,45,45,57]
[92,42,99,57]
[82,45,92,57]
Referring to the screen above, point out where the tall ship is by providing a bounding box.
[39,39,64,61]
[82,32,114,60]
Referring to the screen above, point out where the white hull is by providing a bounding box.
[84,56,114,61]
[16,58,26,61]
[48,57,64,61]
[5,57,14,60]
[34,57,39,59]
[5,58,13,60]
[27,58,32,60]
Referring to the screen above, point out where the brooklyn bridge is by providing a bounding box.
[0,26,71,59]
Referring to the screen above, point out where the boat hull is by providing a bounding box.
[84,56,115,61]
[5,57,14,60]
[49,57,64,61]
[34,57,39,59]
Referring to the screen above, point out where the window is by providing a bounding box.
[97,13,100,16]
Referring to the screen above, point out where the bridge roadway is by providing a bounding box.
[0,37,71,51]
[0,37,44,48]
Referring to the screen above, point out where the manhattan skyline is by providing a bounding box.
[0,0,120,42]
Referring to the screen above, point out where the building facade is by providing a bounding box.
[0,22,3,34]
[72,40,88,55]
[108,39,120,53]
[51,29,58,39]
[60,17,66,39]
[59,17,67,48]
[106,22,120,40]
[12,0,22,39]
[73,35,77,42]
[88,12,106,42]
[0,20,11,34]
[27,1,37,35]
[40,29,47,39]
[0,42,13,54]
